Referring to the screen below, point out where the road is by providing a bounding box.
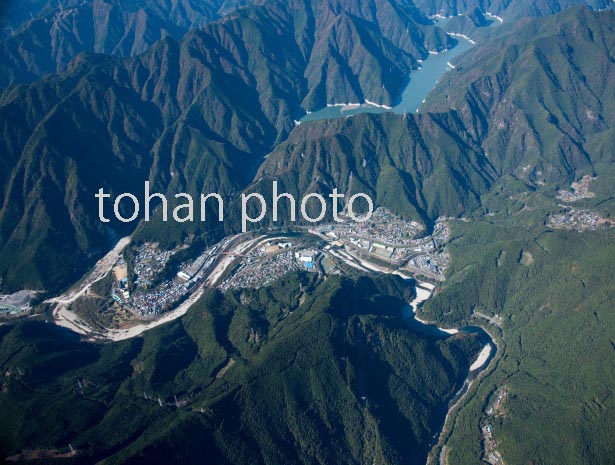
[48,227,444,342]
[47,237,131,306]
[205,235,265,286]
[401,264,444,281]
[473,310,502,328]
[48,234,263,341]
[48,237,131,336]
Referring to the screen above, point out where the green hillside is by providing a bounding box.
[0,0,451,292]
[234,112,494,229]
[0,0,254,88]
[419,217,615,465]
[0,274,482,464]
[426,7,615,185]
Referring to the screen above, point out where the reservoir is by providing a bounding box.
[301,30,474,123]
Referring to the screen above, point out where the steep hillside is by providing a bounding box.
[426,7,615,185]
[419,218,615,465]
[235,112,495,228]
[412,0,611,21]
[0,274,482,465]
[4,4,615,294]
[0,0,450,90]
[0,0,451,292]
[0,0,254,87]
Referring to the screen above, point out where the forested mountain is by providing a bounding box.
[0,0,255,87]
[3,3,615,292]
[426,6,615,185]
[418,217,615,465]
[238,6,615,228]
[412,0,612,20]
[0,274,482,464]
[0,0,452,90]
[241,112,494,227]
[2,2,615,465]
[0,0,451,292]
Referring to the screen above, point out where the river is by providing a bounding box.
[297,25,498,459]
[401,281,497,465]
[46,17,494,460]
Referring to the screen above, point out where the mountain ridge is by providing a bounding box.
[0,0,455,292]
[425,6,615,184]
[0,274,483,465]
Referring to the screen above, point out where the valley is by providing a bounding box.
[301,19,476,122]
[40,205,501,465]
[46,208,452,341]
[1,2,615,465]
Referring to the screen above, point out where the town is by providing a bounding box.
[556,175,596,202]
[547,206,612,231]
[91,208,452,322]
[44,207,452,332]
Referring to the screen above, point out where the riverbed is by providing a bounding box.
[401,280,496,465]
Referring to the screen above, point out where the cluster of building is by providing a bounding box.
[111,242,192,317]
[219,239,324,291]
[119,210,452,308]
[109,238,232,317]
[347,218,451,278]
[344,238,402,263]
[130,279,188,316]
[487,388,508,417]
[99,211,453,317]
[557,175,596,202]
[407,251,449,277]
[481,388,508,465]
[401,220,450,278]
[319,207,424,246]
[132,243,176,289]
[431,219,450,246]
[176,245,219,283]
[547,207,610,231]
[312,212,452,280]
[220,249,302,291]
[0,290,36,316]
[481,422,504,465]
